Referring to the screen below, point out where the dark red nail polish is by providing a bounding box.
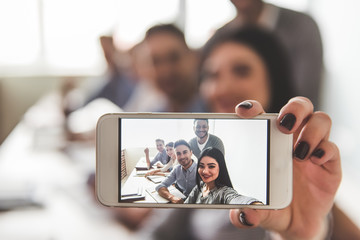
[312,148,325,158]
[280,113,296,131]
[238,101,253,109]
[294,141,310,160]
[239,211,253,227]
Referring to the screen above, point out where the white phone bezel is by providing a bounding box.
[96,112,293,209]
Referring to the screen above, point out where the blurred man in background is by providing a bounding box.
[141,24,206,112]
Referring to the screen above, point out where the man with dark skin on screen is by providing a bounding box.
[189,119,225,159]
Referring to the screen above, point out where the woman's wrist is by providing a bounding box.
[305,212,333,240]
[312,214,330,240]
[323,211,334,240]
[270,212,333,240]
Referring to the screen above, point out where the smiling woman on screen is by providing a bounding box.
[185,147,262,205]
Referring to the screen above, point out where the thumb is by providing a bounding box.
[229,208,266,229]
[230,208,290,233]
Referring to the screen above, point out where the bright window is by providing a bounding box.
[0,0,40,65]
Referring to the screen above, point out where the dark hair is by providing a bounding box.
[174,139,192,151]
[165,142,174,148]
[200,26,295,112]
[196,147,233,190]
[145,23,188,49]
[165,142,174,163]
[193,119,209,125]
[155,139,165,144]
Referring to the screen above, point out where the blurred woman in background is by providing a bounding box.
[199,26,295,113]
[138,27,345,240]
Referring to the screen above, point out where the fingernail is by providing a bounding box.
[237,101,253,109]
[239,211,253,227]
[312,148,325,158]
[279,113,296,131]
[294,141,310,160]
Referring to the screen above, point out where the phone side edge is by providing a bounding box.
[96,114,119,206]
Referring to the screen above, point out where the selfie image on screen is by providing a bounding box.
[118,118,269,205]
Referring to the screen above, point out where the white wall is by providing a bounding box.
[309,0,360,225]
[213,119,268,203]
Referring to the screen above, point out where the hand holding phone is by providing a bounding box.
[96,112,293,209]
[229,98,341,240]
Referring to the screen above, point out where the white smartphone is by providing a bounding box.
[96,112,293,209]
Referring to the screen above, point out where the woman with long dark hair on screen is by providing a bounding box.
[185,147,261,205]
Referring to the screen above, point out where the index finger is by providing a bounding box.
[277,97,314,134]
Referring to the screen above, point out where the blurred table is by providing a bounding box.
[0,93,134,240]
[121,158,174,203]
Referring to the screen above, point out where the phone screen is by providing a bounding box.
[118,117,270,205]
